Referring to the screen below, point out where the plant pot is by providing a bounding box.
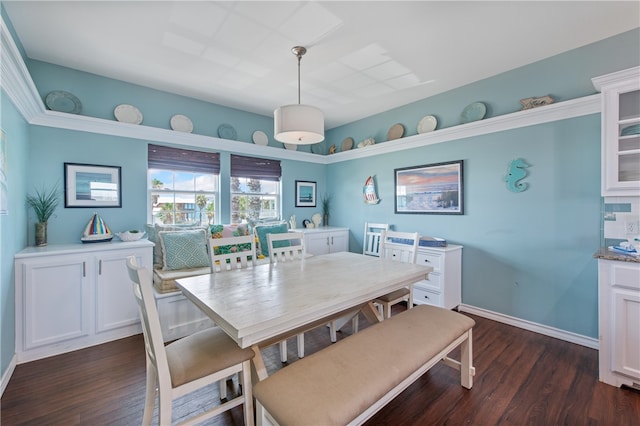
[35,222,48,246]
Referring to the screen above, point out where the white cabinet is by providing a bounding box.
[155,290,214,342]
[15,240,153,363]
[593,66,640,196]
[296,226,349,255]
[597,259,640,387]
[412,244,462,310]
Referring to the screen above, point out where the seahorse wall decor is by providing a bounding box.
[504,158,530,192]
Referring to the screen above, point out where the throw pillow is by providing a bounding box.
[159,229,210,271]
[153,223,207,268]
[254,223,290,257]
[210,224,252,255]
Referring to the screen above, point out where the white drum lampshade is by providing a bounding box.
[274,104,324,145]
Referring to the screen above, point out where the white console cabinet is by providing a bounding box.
[15,240,153,362]
[598,259,640,387]
[412,244,462,310]
[295,226,349,255]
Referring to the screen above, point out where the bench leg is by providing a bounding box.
[460,329,473,389]
[279,340,287,363]
[297,333,305,358]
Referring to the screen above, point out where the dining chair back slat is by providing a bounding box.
[209,235,256,272]
[363,222,390,257]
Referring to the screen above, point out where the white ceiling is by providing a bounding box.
[3,1,639,129]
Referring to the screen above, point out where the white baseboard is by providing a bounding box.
[458,304,599,350]
[1,354,17,398]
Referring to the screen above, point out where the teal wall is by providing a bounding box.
[326,115,601,336]
[27,127,326,244]
[0,90,29,380]
[1,11,639,387]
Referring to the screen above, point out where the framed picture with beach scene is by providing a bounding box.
[295,180,316,207]
[394,160,464,215]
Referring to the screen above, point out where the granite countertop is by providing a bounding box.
[593,247,640,263]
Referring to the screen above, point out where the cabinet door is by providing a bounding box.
[95,249,147,334]
[305,232,330,255]
[329,230,348,253]
[602,84,640,195]
[22,255,91,350]
[611,289,640,380]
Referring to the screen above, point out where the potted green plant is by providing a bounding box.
[26,185,60,246]
[321,194,331,227]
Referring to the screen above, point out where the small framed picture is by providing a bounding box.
[395,160,464,215]
[64,163,122,208]
[295,180,316,207]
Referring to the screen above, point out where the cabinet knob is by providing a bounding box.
[424,295,430,300]
[423,258,430,263]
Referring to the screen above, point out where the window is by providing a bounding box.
[148,144,220,225]
[230,155,281,224]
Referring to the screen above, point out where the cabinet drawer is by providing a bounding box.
[416,273,442,291]
[611,263,640,291]
[416,252,442,273]
[413,286,442,307]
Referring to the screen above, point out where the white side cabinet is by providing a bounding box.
[413,244,462,310]
[15,240,153,363]
[597,259,640,387]
[295,226,349,255]
[593,66,640,196]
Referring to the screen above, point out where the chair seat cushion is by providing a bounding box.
[375,287,410,303]
[166,327,255,388]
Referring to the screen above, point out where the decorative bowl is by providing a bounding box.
[116,230,146,242]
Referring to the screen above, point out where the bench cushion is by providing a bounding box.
[253,305,475,425]
[153,266,211,293]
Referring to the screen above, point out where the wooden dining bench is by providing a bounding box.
[253,304,476,426]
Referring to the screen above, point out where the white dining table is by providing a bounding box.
[176,251,433,380]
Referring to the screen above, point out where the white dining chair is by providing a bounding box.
[373,230,420,319]
[363,222,390,257]
[126,256,255,426]
[267,232,307,362]
[209,234,256,272]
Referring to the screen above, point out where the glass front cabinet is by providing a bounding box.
[593,66,640,196]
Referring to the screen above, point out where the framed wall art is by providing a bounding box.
[295,180,316,207]
[64,163,122,208]
[394,160,464,215]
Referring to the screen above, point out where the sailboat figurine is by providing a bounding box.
[363,176,380,204]
[81,212,113,243]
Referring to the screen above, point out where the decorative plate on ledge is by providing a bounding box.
[170,114,193,133]
[417,115,437,133]
[114,104,143,124]
[218,123,237,140]
[460,102,486,124]
[45,91,82,114]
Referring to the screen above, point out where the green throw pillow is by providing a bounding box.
[159,229,210,271]
[255,223,290,257]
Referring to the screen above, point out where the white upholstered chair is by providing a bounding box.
[363,222,390,257]
[267,232,307,362]
[373,230,420,319]
[209,234,256,272]
[126,256,255,426]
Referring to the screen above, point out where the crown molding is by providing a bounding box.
[1,16,600,165]
[592,66,640,91]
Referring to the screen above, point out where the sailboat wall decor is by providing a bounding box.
[363,176,380,204]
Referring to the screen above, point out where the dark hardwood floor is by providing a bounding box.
[2,305,639,425]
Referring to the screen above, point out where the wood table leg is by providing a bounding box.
[361,301,383,324]
[251,345,269,382]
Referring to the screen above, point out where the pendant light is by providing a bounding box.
[274,46,324,145]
